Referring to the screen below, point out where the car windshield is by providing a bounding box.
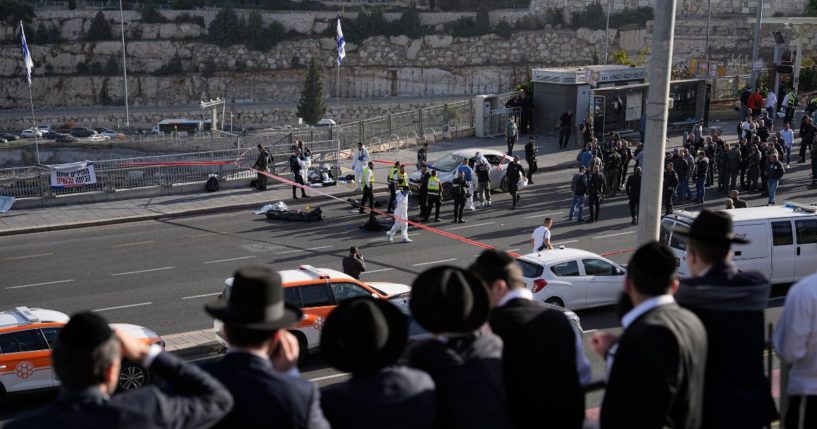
[430,153,465,172]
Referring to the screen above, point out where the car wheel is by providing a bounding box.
[118,361,150,391]
[499,176,509,193]
[545,297,565,308]
[290,330,308,364]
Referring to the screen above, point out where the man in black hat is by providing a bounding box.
[673,210,778,429]
[7,312,233,429]
[470,250,587,429]
[320,297,435,429]
[202,266,330,429]
[590,241,708,429]
[407,266,512,429]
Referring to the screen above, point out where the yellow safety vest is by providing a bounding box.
[362,166,374,189]
[427,176,441,194]
[397,171,408,188]
[387,167,399,183]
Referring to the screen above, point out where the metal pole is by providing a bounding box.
[748,0,764,89]
[28,85,39,165]
[636,0,676,245]
[704,0,711,65]
[336,64,340,99]
[119,0,129,129]
[604,0,612,64]
[793,35,803,95]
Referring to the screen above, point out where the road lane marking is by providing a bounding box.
[446,221,495,231]
[553,240,578,245]
[4,253,54,261]
[309,373,350,382]
[182,293,222,300]
[276,245,334,255]
[190,233,217,238]
[362,268,394,274]
[111,241,155,248]
[111,266,175,276]
[593,231,635,239]
[412,258,457,267]
[93,302,152,312]
[6,279,74,290]
[204,256,256,264]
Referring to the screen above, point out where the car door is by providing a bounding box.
[293,283,336,349]
[794,219,817,280]
[0,329,56,393]
[581,258,624,308]
[546,259,586,309]
[486,155,509,187]
[770,220,797,284]
[329,281,374,303]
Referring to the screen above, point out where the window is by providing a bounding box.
[0,330,49,354]
[484,155,502,166]
[518,260,544,278]
[297,284,334,308]
[330,282,372,302]
[582,259,620,276]
[41,327,59,348]
[550,260,581,277]
[669,224,689,251]
[796,220,817,244]
[772,221,794,246]
[284,287,302,308]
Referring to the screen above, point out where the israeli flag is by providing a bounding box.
[336,16,346,66]
[19,21,33,86]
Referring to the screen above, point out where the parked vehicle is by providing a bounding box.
[55,134,78,143]
[0,133,19,142]
[315,118,336,128]
[661,202,817,284]
[20,129,43,138]
[41,131,61,140]
[37,124,52,132]
[70,127,96,138]
[409,149,513,200]
[88,133,111,142]
[96,129,123,139]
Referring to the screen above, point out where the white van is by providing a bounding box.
[660,202,817,284]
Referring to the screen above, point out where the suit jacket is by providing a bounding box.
[675,262,778,429]
[489,298,584,429]
[601,303,707,429]
[408,332,512,429]
[320,366,435,429]
[7,351,232,429]
[202,351,329,429]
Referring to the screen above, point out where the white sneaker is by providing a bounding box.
[787,163,791,168]
[386,232,394,242]
[487,201,492,207]
[468,206,476,211]
[401,237,413,243]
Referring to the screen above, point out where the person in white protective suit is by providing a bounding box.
[351,141,370,190]
[386,188,411,243]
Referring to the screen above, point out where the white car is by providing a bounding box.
[408,149,513,200]
[20,129,43,138]
[88,133,110,142]
[98,129,124,139]
[315,118,336,128]
[517,248,627,310]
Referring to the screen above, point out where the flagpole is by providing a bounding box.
[28,85,39,165]
[336,62,340,99]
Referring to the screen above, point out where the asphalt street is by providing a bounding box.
[1,150,815,418]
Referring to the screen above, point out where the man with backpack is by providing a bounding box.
[475,157,492,208]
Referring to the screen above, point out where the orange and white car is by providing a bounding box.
[0,307,163,405]
[213,265,411,355]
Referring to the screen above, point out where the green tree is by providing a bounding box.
[208,7,242,46]
[296,58,327,125]
[87,11,113,41]
[394,7,424,39]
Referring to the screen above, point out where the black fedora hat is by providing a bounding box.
[673,209,749,244]
[321,297,408,376]
[205,266,302,331]
[410,266,489,334]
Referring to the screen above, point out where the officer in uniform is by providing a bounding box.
[359,161,375,214]
[395,165,409,195]
[451,171,468,223]
[424,170,442,222]
[417,165,431,221]
[417,143,428,170]
[387,161,401,213]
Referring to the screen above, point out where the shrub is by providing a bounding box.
[394,7,425,39]
[291,55,302,68]
[87,11,113,41]
[807,0,817,17]
[173,0,195,10]
[138,3,168,23]
[493,20,512,39]
[174,13,205,26]
[76,61,89,74]
[450,17,479,37]
[67,0,75,10]
[208,7,242,46]
[99,81,113,105]
[609,6,653,28]
[155,53,183,75]
[201,58,216,77]
[515,15,542,31]
[0,0,35,25]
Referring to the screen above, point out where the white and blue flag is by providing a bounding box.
[19,21,33,86]
[336,16,346,65]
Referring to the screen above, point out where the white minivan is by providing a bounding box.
[660,202,817,285]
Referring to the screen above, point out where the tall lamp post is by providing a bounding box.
[118,0,130,130]
[604,0,613,64]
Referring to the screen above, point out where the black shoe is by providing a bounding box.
[292,196,299,199]
[458,219,466,223]
[586,219,594,223]
[302,194,308,198]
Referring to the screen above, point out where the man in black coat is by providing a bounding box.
[202,266,330,429]
[470,250,587,429]
[289,149,308,199]
[674,210,778,429]
[590,241,708,429]
[253,144,271,190]
[320,297,435,429]
[625,166,642,225]
[7,312,233,429]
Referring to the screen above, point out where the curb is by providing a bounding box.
[169,341,224,360]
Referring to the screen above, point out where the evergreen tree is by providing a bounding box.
[296,58,327,125]
[207,7,241,46]
[87,11,112,41]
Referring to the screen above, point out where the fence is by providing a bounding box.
[711,75,750,101]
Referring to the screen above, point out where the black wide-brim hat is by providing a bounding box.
[205,266,303,331]
[410,265,489,334]
[673,209,750,244]
[321,297,408,376]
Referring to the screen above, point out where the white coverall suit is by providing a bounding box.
[387,189,410,242]
[351,147,370,188]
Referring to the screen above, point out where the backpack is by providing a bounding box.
[575,175,587,195]
[205,175,220,192]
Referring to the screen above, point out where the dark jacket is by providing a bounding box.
[408,333,512,429]
[202,352,329,429]
[626,174,641,200]
[341,254,366,279]
[320,366,436,429]
[601,303,708,429]
[664,170,679,194]
[524,142,536,162]
[289,155,302,173]
[767,160,785,181]
[675,263,778,429]
[588,171,606,196]
[8,352,233,429]
[489,298,584,429]
[506,163,526,185]
[254,149,270,170]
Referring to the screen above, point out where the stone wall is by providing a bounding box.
[529,0,805,17]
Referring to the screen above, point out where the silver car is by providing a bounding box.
[408,149,513,200]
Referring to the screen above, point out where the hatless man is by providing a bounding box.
[767,152,785,205]
[674,210,779,429]
[417,165,431,220]
[524,137,538,184]
[625,166,641,225]
[729,189,748,208]
[359,161,375,214]
[475,157,492,208]
[7,312,233,429]
[505,116,518,155]
[352,141,370,189]
[341,246,365,279]
[694,150,709,204]
[568,166,587,222]
[506,156,526,209]
[387,185,411,243]
[289,149,308,199]
[417,142,428,170]
[531,218,553,254]
[590,241,707,429]
[425,170,442,222]
[558,109,574,149]
[587,164,605,223]
[799,115,815,164]
[726,143,742,190]
[781,122,795,167]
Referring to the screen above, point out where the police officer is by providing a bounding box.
[456,158,475,211]
[417,143,428,170]
[253,144,270,191]
[359,161,375,214]
[424,170,442,222]
[386,161,400,213]
[524,136,538,184]
[605,144,622,197]
[395,164,409,194]
[694,150,709,204]
[451,171,467,223]
[726,143,742,191]
[746,144,761,192]
[289,149,308,199]
[417,165,431,220]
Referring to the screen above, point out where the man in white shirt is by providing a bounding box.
[531,217,553,253]
[766,90,778,122]
[351,141,370,190]
[773,272,817,429]
[781,122,795,167]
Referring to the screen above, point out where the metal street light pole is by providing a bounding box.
[604,0,612,64]
[118,0,130,129]
[704,0,712,65]
[636,0,677,245]
[749,0,764,89]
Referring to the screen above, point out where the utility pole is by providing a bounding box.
[604,0,612,64]
[704,0,712,65]
[118,0,130,129]
[636,0,677,245]
[748,0,764,89]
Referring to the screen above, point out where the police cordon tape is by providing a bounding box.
[117,161,236,167]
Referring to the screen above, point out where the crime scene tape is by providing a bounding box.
[118,161,236,167]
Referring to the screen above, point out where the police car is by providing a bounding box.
[213,265,411,357]
[408,149,513,200]
[0,307,164,405]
